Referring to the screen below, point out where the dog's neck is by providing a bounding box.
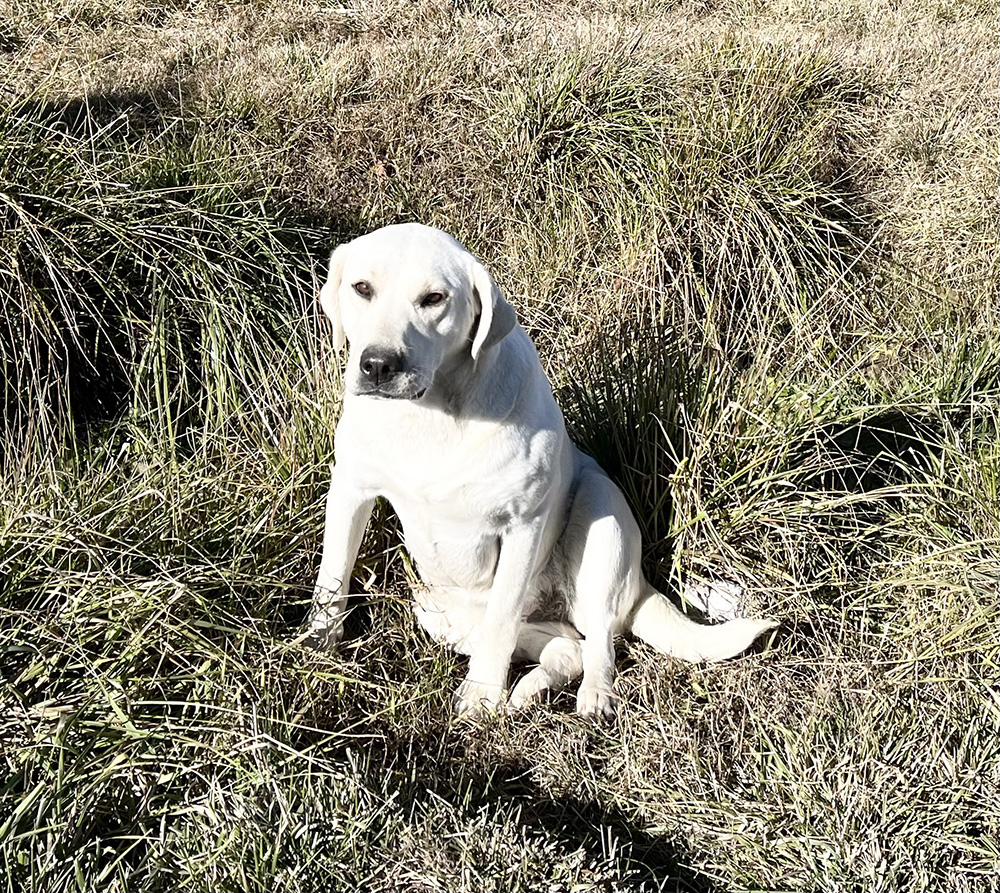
[422,332,524,422]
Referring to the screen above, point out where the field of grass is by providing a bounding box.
[1,0,998,890]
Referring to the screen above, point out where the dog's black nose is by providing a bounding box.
[359,346,403,386]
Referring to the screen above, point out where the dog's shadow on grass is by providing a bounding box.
[484,772,719,893]
[345,709,722,893]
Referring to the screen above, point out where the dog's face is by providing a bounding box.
[319,224,517,400]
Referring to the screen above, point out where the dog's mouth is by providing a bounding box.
[352,382,427,401]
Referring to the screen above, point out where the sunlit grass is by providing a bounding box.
[1,0,997,890]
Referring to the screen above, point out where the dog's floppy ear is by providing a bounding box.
[319,243,349,351]
[470,260,517,362]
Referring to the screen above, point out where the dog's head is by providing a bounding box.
[319,224,517,400]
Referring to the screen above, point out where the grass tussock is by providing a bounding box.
[1,0,998,891]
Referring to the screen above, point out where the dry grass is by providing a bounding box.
[1,0,998,890]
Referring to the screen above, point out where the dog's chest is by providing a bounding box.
[376,436,515,589]
[337,400,561,588]
[383,423,548,529]
[342,403,551,516]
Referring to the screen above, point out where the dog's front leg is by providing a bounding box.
[454,519,543,718]
[297,464,375,650]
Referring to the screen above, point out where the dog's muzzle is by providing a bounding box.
[353,346,426,400]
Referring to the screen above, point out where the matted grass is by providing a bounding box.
[1,1,997,890]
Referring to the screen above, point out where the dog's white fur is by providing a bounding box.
[304,223,776,718]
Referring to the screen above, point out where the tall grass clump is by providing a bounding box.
[0,97,331,471]
[495,37,867,362]
[0,88,401,892]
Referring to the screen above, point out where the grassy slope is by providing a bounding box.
[1,1,998,890]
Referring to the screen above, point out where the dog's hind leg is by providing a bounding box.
[414,588,583,708]
[560,459,642,718]
[508,621,584,710]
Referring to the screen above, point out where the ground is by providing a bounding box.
[1,1,998,890]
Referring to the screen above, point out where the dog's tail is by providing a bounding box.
[629,584,777,662]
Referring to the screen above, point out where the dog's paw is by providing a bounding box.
[453,679,505,720]
[291,618,343,652]
[575,685,618,721]
[509,667,553,711]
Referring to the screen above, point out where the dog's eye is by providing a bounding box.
[421,292,446,308]
[353,281,372,298]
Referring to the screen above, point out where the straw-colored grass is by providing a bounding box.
[2,1,997,890]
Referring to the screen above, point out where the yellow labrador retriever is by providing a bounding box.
[302,223,775,718]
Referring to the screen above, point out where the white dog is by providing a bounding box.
[302,223,776,718]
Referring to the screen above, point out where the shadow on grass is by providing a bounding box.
[282,622,720,890]
[476,772,719,893]
[800,408,945,493]
[353,729,720,892]
[299,679,722,893]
